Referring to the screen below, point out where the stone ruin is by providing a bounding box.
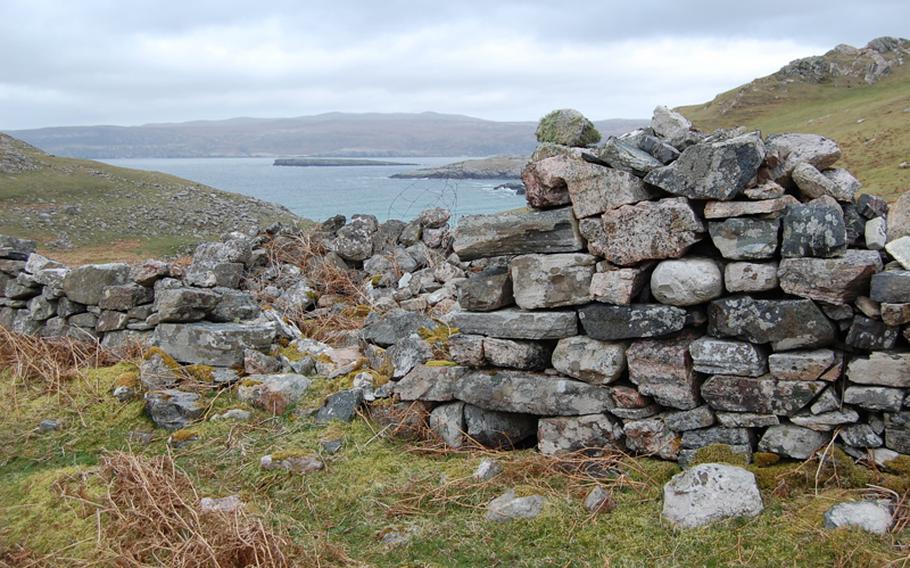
[2,105,910,469]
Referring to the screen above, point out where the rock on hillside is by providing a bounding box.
[391,155,527,180]
[0,132,301,257]
[698,37,910,117]
[0,133,42,174]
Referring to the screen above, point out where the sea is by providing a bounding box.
[100,157,526,224]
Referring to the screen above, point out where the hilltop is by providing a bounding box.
[679,36,910,200]
[0,133,301,262]
[6,113,647,159]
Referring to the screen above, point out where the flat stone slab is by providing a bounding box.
[661,463,763,528]
[701,375,825,415]
[393,365,469,401]
[768,349,837,381]
[778,250,882,305]
[578,303,687,340]
[453,207,583,261]
[155,322,277,366]
[689,337,768,377]
[847,352,910,388]
[708,297,835,350]
[449,308,577,340]
[703,197,797,219]
[453,370,614,416]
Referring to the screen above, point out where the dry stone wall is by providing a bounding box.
[396,106,910,465]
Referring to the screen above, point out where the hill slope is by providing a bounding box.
[5,113,647,159]
[0,133,300,262]
[679,37,910,200]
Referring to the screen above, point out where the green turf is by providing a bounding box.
[1,365,907,567]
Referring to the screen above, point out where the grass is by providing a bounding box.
[0,134,303,261]
[678,64,910,201]
[1,356,909,567]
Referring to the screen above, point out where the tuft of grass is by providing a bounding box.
[689,443,750,468]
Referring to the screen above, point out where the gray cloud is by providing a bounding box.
[1,0,906,129]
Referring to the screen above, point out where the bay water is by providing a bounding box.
[101,157,526,223]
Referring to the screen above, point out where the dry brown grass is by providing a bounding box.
[0,326,120,393]
[259,231,371,344]
[60,452,298,568]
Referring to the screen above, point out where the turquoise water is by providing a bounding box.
[101,157,526,223]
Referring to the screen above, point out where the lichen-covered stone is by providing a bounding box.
[644,132,765,200]
[155,322,276,366]
[708,218,779,260]
[780,197,847,258]
[597,198,704,266]
[589,266,651,305]
[768,349,837,381]
[701,375,825,415]
[454,370,614,416]
[510,253,596,309]
[626,333,700,410]
[578,303,687,340]
[455,266,513,312]
[766,133,841,183]
[449,308,577,340]
[550,336,627,384]
[537,414,624,455]
[847,352,910,387]
[482,337,550,370]
[708,297,835,350]
[777,250,882,304]
[536,108,601,146]
[453,207,583,261]
[758,424,827,459]
[724,262,778,293]
[689,337,768,377]
[63,263,130,305]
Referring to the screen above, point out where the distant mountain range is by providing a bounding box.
[5,112,647,159]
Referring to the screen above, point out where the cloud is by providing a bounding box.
[0,0,907,128]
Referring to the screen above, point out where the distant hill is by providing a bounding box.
[5,112,647,159]
[0,133,300,262]
[679,36,910,200]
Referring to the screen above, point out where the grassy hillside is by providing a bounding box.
[0,134,301,263]
[679,50,910,201]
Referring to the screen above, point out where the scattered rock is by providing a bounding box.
[661,463,763,528]
[824,501,893,535]
[485,490,546,522]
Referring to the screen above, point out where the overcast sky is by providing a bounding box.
[1,0,907,129]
